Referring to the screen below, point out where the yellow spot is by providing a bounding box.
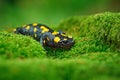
[68,36,73,38]
[34,27,37,32]
[52,31,58,35]
[34,34,37,38]
[64,38,67,41]
[33,23,38,26]
[42,31,45,33]
[54,37,60,43]
[26,26,30,30]
[47,37,50,41]
[13,29,16,32]
[41,26,49,33]
[61,33,66,36]
[44,40,46,44]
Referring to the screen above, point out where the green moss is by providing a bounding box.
[0,53,120,80]
[58,12,120,51]
[0,32,46,59]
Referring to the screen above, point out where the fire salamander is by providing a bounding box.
[13,23,75,49]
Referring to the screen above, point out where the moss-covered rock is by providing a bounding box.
[58,12,120,51]
[0,32,46,59]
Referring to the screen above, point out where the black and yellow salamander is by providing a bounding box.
[13,23,75,49]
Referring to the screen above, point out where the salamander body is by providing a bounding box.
[13,23,75,49]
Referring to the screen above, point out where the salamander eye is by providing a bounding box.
[59,38,68,44]
[62,40,68,43]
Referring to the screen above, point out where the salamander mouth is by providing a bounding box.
[60,41,75,49]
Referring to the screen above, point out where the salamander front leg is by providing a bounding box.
[39,32,54,46]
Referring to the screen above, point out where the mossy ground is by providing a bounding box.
[0,12,120,80]
[0,32,46,59]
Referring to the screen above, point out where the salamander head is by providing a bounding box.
[52,31,75,49]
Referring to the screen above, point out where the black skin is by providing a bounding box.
[14,24,75,49]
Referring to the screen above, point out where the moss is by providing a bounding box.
[58,12,120,51]
[0,53,120,80]
[0,32,46,59]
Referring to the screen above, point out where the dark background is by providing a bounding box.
[0,0,120,29]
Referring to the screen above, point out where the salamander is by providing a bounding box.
[13,23,75,49]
